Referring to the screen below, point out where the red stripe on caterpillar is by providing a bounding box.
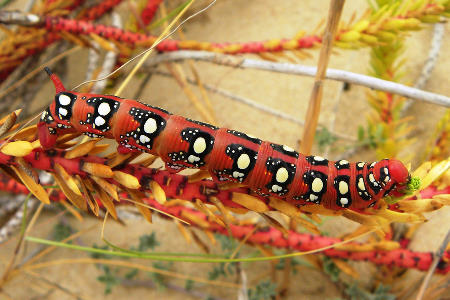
[37,68,411,211]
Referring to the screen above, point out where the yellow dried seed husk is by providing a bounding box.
[373,240,400,251]
[190,229,210,254]
[342,210,380,227]
[335,243,374,252]
[1,141,33,157]
[65,139,99,159]
[54,163,82,196]
[127,189,152,223]
[56,141,79,149]
[96,185,117,219]
[411,161,432,178]
[133,154,158,167]
[107,152,133,167]
[187,170,211,182]
[194,199,225,227]
[226,206,249,214]
[0,110,19,137]
[268,197,300,218]
[89,144,110,155]
[203,230,216,245]
[90,33,118,52]
[180,210,209,228]
[0,109,20,126]
[82,162,114,178]
[53,173,86,210]
[31,140,41,149]
[331,258,359,279]
[260,213,288,236]
[77,176,99,216]
[299,204,342,216]
[396,198,444,212]
[10,165,49,204]
[56,133,82,145]
[149,180,166,204]
[218,182,245,190]
[294,217,320,235]
[175,220,191,244]
[372,208,425,223]
[210,196,233,227]
[418,159,450,191]
[91,176,118,201]
[231,193,269,212]
[8,125,37,140]
[60,199,84,222]
[112,171,140,189]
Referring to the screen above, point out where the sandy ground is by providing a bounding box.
[0,0,449,299]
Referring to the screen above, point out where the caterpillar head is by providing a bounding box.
[387,159,411,195]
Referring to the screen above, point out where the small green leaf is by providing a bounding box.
[358,126,365,141]
[138,232,160,251]
[248,280,277,300]
[52,221,73,242]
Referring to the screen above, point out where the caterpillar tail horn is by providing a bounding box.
[44,67,66,93]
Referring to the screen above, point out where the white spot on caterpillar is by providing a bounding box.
[384,176,390,183]
[271,185,282,192]
[193,137,206,154]
[58,94,71,106]
[358,178,365,190]
[314,156,325,161]
[310,194,318,201]
[94,116,105,126]
[369,173,376,182]
[58,107,68,116]
[339,181,349,194]
[98,102,111,116]
[188,155,200,163]
[339,198,349,206]
[311,177,323,193]
[339,160,349,165]
[357,162,365,168]
[237,154,250,170]
[233,171,244,178]
[144,118,157,134]
[282,145,295,152]
[139,135,150,144]
[275,167,289,183]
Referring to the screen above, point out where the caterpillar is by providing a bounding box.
[37,68,411,211]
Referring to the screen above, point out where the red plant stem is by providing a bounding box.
[0,172,448,274]
[78,0,124,21]
[0,148,253,210]
[141,0,163,25]
[43,16,321,53]
[0,147,448,214]
[0,0,124,81]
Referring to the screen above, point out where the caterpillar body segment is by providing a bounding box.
[38,69,411,211]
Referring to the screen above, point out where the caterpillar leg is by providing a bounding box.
[164,162,186,173]
[117,144,140,154]
[38,108,74,149]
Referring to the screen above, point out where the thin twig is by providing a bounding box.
[152,70,355,141]
[402,22,445,113]
[416,230,450,300]
[90,13,121,94]
[143,51,450,107]
[300,0,345,154]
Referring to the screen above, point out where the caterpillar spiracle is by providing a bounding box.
[37,68,411,211]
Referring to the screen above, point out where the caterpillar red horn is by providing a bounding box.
[38,68,412,211]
